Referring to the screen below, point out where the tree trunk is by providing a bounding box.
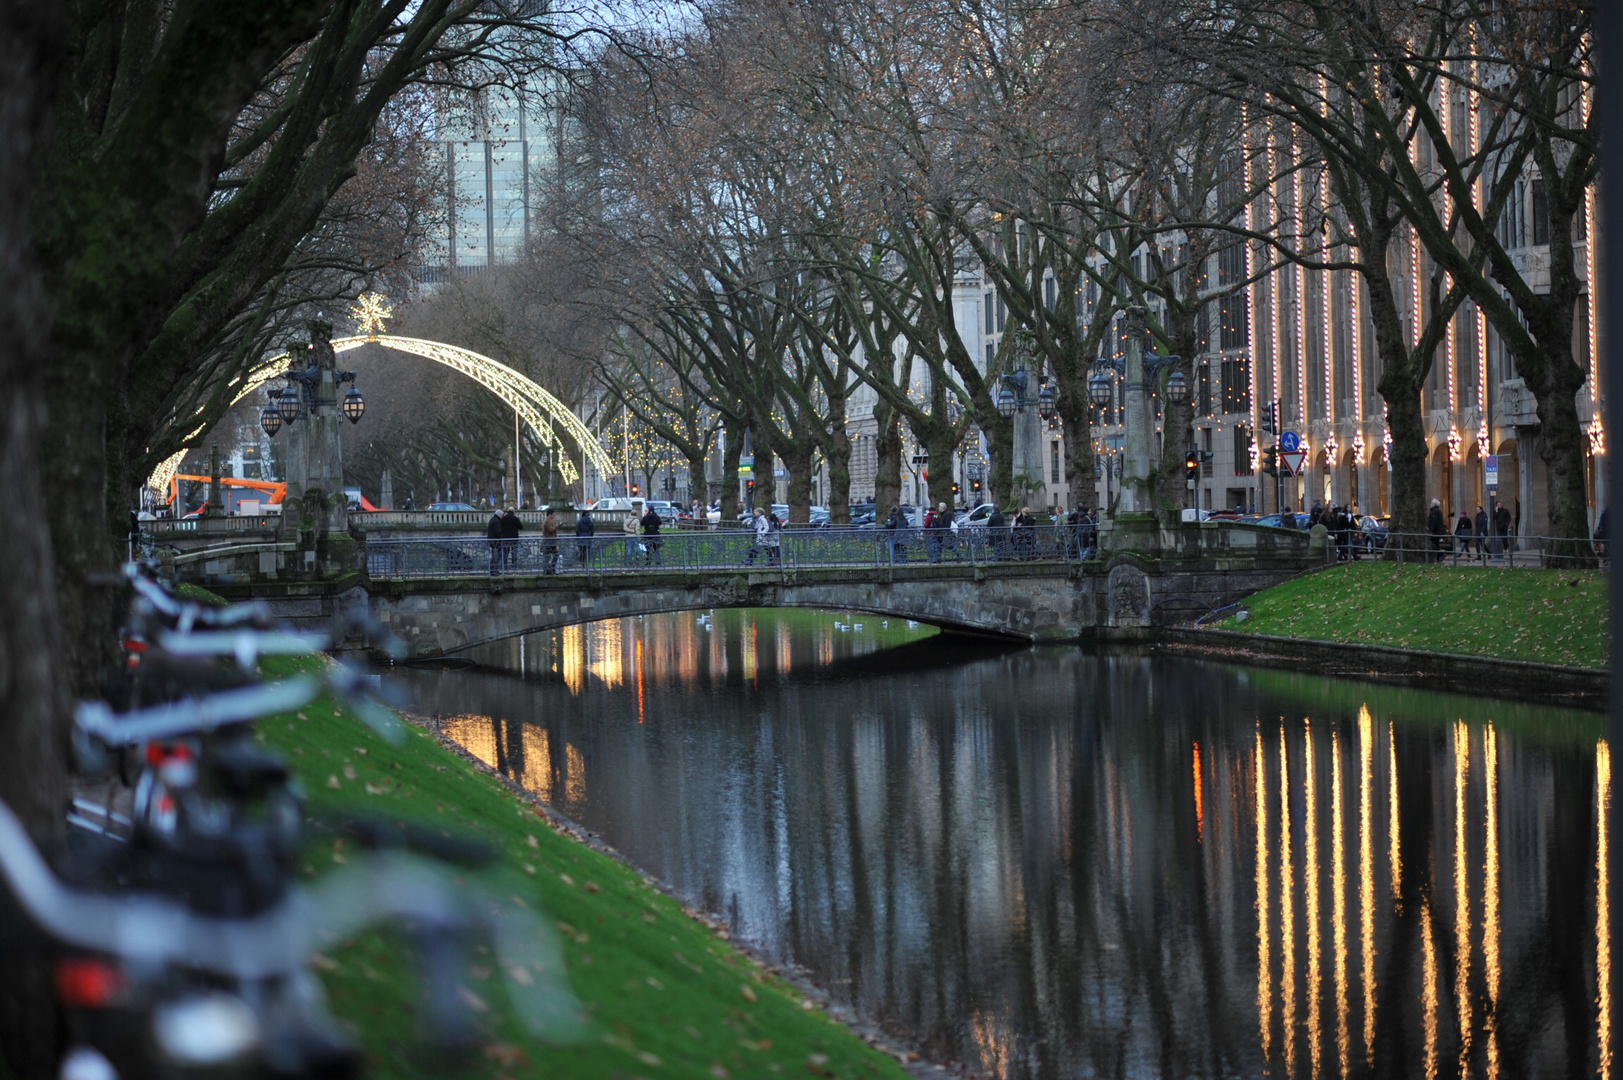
[719,421,743,525]
[1363,253,1430,536]
[923,425,956,514]
[984,411,1014,508]
[873,401,902,513]
[685,450,708,514]
[0,2,71,1073]
[1531,344,1595,560]
[752,437,775,512]
[781,441,813,524]
[1057,382,1096,512]
[824,428,852,524]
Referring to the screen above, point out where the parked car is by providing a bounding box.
[955,502,1000,530]
[809,506,831,527]
[588,497,641,513]
[425,501,479,511]
[1251,512,1309,529]
[1357,514,1391,550]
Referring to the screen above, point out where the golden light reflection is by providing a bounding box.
[743,619,757,686]
[635,638,646,724]
[1599,738,1612,1080]
[1193,741,1204,844]
[1332,730,1349,1077]
[1256,728,1272,1062]
[1390,723,1402,902]
[565,742,586,805]
[1305,722,1322,1079]
[522,724,552,803]
[1422,898,1439,1080]
[590,620,626,691]
[1453,721,1473,1075]
[1359,706,1377,1068]
[1484,723,1501,1080]
[1280,725,1297,1077]
[562,624,585,694]
[441,713,499,769]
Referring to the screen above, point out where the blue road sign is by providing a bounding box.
[1279,430,1300,453]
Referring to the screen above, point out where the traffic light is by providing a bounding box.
[951,482,960,495]
[630,483,640,495]
[1261,447,1279,476]
[1185,450,1200,482]
[972,477,982,493]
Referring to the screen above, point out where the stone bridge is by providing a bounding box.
[206,522,1327,658]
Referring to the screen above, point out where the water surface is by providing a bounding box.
[395,610,1610,1079]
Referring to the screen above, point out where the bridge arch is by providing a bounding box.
[148,329,610,494]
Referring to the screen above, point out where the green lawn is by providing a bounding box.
[1219,562,1610,669]
[255,654,911,1080]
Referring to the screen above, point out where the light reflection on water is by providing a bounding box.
[398,610,1611,1079]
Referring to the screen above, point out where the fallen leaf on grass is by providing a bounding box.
[485,1043,529,1068]
[741,985,758,1003]
[326,775,340,789]
[456,986,489,1013]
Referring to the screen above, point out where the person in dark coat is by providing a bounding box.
[640,504,663,565]
[1453,510,1471,562]
[575,509,595,568]
[500,505,522,572]
[486,508,504,575]
[1494,503,1512,555]
[1013,506,1036,560]
[1426,499,1446,561]
[882,504,907,563]
[1475,505,1490,560]
[987,505,1008,561]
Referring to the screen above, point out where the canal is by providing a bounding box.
[393,609,1610,1079]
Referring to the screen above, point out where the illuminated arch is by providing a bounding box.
[147,334,609,493]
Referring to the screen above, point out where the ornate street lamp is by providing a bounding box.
[1164,368,1190,406]
[260,393,283,437]
[997,368,1030,417]
[1088,370,1113,407]
[1036,379,1056,419]
[276,384,303,426]
[342,385,366,424]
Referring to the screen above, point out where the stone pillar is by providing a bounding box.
[205,444,224,516]
[380,469,394,511]
[1119,307,1153,514]
[276,319,357,574]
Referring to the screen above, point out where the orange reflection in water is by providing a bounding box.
[1599,738,1612,1080]
[1255,728,1272,1062]
[1304,722,1322,1079]
[1193,741,1204,844]
[1422,898,1439,1080]
[1453,721,1473,1076]
[1279,725,1297,1077]
[1332,730,1349,1078]
[1359,706,1377,1069]
[1484,723,1501,1080]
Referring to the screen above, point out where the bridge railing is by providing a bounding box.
[365,524,1097,580]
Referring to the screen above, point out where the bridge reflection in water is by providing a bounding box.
[400,611,1610,1080]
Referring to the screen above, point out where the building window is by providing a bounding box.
[1201,427,1213,477]
[1233,424,1254,476]
[1221,357,1252,414]
[984,292,995,335]
[1532,179,1550,246]
[1044,276,1057,311]
[1198,359,1212,415]
[1051,441,1062,484]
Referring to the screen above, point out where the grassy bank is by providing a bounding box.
[255,654,911,1080]
[1218,562,1609,669]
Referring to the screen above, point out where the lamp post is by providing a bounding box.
[1088,307,1186,514]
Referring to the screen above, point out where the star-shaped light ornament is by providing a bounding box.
[350,292,393,340]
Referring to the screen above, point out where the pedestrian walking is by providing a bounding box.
[987,505,1008,560]
[500,505,522,572]
[747,506,776,565]
[1427,499,1446,561]
[1494,503,1512,558]
[1013,506,1036,560]
[882,504,907,563]
[1453,510,1472,563]
[1065,506,1085,559]
[541,508,560,574]
[622,509,640,564]
[574,509,595,568]
[1474,505,1490,560]
[1079,508,1097,559]
[486,507,504,575]
[640,502,663,566]
[924,502,949,563]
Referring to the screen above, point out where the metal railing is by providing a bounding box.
[365,524,1102,580]
[1318,528,1604,568]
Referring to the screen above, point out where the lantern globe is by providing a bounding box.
[342,386,365,425]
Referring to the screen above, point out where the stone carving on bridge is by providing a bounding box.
[1106,562,1151,628]
[702,577,749,609]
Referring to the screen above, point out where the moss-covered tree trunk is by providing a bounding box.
[873,400,903,513]
[684,450,708,513]
[1364,259,1429,538]
[751,437,775,513]
[718,421,744,525]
